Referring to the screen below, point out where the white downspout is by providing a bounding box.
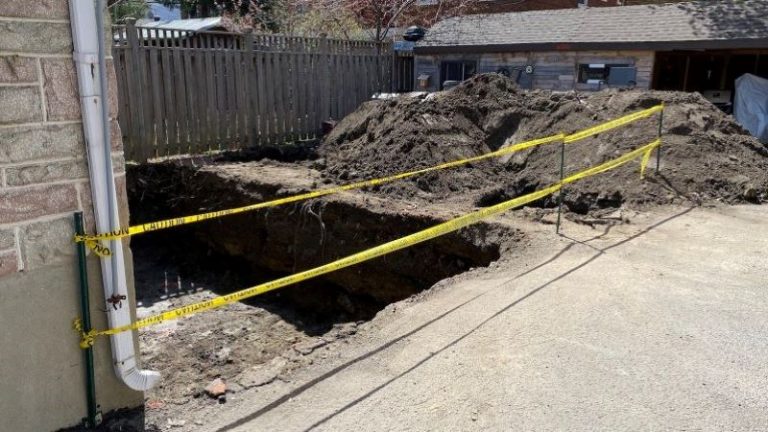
[69,0,160,391]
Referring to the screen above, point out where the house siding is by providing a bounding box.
[415,50,654,92]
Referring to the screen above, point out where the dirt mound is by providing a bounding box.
[319,74,768,212]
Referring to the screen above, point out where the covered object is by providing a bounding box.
[734,73,768,143]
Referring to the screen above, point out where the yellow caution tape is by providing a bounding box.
[76,138,661,348]
[563,139,660,184]
[564,104,663,144]
[84,239,112,258]
[74,105,663,255]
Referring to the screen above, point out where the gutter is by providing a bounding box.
[69,0,160,391]
[413,38,768,55]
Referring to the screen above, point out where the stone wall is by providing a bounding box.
[415,50,655,92]
[0,2,142,431]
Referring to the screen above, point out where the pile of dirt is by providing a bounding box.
[319,74,768,212]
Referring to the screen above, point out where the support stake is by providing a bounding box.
[75,212,102,428]
[556,138,566,234]
[656,105,664,172]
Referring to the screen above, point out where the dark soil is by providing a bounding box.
[319,73,768,212]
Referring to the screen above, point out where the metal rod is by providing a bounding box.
[556,139,566,234]
[75,212,100,428]
[656,107,664,172]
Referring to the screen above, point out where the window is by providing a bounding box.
[440,61,477,89]
[578,63,630,84]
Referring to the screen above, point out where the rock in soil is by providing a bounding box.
[237,357,287,389]
[293,337,328,355]
[204,378,227,398]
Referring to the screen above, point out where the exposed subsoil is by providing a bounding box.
[123,74,768,430]
[320,74,768,212]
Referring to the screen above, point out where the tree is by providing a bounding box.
[270,0,364,39]
[157,0,282,31]
[108,0,149,24]
[304,0,474,42]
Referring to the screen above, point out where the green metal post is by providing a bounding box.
[555,139,566,234]
[656,107,664,172]
[75,212,101,428]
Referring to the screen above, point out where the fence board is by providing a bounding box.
[273,52,286,143]
[161,48,175,157]
[121,40,138,160]
[300,52,309,138]
[113,49,131,149]
[255,51,267,144]
[141,43,155,160]
[352,54,361,113]
[290,52,299,140]
[280,52,291,141]
[320,40,331,124]
[224,48,235,146]
[215,47,225,149]
[236,48,248,146]
[195,40,209,153]
[264,52,276,144]
[183,42,198,152]
[146,47,162,158]
[173,46,188,154]
[203,37,218,150]
[345,53,354,114]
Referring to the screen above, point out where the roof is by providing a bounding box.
[416,0,768,54]
[118,17,225,40]
[138,17,223,31]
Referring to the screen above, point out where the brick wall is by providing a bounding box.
[415,50,655,92]
[0,2,141,431]
[0,4,128,277]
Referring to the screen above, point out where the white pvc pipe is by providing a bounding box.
[69,0,160,391]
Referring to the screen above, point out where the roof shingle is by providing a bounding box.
[417,1,768,52]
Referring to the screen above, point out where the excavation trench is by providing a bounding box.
[128,162,523,335]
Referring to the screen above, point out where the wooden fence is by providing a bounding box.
[113,23,393,161]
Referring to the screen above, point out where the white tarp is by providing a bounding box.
[734,73,768,143]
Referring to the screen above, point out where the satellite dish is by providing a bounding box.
[525,65,534,74]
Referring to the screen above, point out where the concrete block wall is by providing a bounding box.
[0,2,142,431]
[415,50,655,92]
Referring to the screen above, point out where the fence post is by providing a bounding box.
[555,137,566,235]
[74,212,102,428]
[656,104,664,172]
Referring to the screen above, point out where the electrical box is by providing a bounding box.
[607,67,638,86]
